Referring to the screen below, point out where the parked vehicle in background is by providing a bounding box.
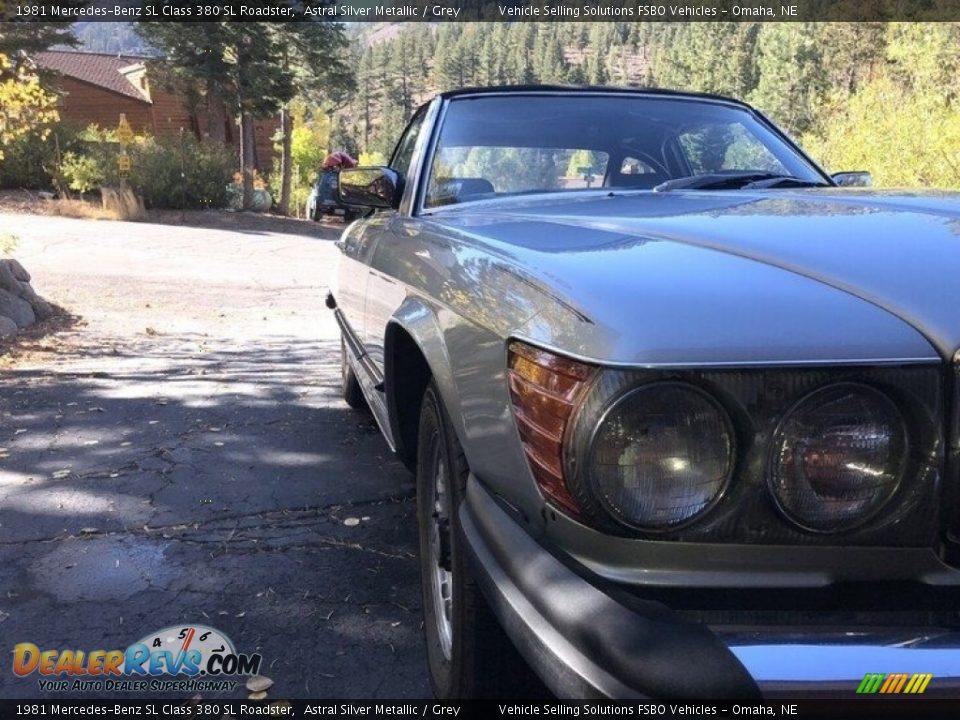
[328,85,960,699]
[308,152,360,223]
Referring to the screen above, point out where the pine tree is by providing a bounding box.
[136,18,350,211]
[0,11,85,80]
[749,24,827,135]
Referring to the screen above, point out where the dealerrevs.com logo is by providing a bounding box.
[856,672,933,694]
[12,624,262,693]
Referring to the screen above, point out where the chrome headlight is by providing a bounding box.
[584,382,735,531]
[768,383,907,533]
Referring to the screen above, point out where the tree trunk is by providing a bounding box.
[240,112,255,210]
[206,96,227,144]
[278,106,293,216]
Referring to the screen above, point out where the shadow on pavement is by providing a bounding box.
[0,335,428,699]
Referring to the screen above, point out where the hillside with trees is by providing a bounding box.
[336,22,960,188]
[4,21,959,213]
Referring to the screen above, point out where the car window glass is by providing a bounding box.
[678,123,787,175]
[427,147,609,207]
[620,157,658,175]
[391,109,427,179]
[423,96,823,208]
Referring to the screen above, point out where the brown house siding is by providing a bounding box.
[55,76,156,134]
[53,76,279,170]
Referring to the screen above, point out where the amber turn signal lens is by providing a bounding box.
[507,341,595,516]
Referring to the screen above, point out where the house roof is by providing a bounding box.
[36,51,152,103]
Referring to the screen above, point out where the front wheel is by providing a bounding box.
[416,381,535,698]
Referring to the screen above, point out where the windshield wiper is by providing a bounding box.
[654,172,827,192]
[741,175,830,189]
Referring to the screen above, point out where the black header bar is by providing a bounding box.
[5,0,960,22]
[2,699,960,719]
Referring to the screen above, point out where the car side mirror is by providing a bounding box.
[832,171,872,187]
[339,167,402,209]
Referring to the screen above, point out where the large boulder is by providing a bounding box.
[0,316,17,339]
[0,259,55,336]
[0,260,21,295]
[0,288,36,328]
[18,283,54,320]
[7,258,30,283]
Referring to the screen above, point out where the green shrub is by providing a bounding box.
[0,124,85,190]
[0,233,17,256]
[61,151,106,194]
[59,127,236,209]
[130,135,235,209]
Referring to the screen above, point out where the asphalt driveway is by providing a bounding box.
[0,213,428,699]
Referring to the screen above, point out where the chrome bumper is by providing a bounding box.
[460,475,960,699]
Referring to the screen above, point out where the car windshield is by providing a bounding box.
[423,94,826,208]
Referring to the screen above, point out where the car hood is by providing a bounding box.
[429,189,960,366]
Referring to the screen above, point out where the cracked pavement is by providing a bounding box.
[0,213,428,699]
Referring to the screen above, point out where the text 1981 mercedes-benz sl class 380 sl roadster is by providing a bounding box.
[327,85,960,700]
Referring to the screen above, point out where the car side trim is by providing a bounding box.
[334,308,384,386]
[334,308,395,451]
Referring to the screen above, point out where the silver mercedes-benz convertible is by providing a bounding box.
[328,86,960,699]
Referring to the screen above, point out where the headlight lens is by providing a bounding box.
[769,383,907,533]
[586,382,734,531]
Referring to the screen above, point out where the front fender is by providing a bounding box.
[384,296,462,462]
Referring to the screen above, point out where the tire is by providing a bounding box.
[343,209,358,224]
[340,336,366,410]
[416,381,539,698]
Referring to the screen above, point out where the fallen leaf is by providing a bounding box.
[343,517,360,527]
[52,469,71,479]
[79,527,98,534]
[247,691,267,701]
[145,327,159,336]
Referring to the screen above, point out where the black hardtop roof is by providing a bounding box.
[437,84,753,109]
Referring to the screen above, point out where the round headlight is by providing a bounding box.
[769,383,907,533]
[585,382,734,531]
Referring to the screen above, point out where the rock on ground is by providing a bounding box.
[0,258,54,334]
[0,314,16,338]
